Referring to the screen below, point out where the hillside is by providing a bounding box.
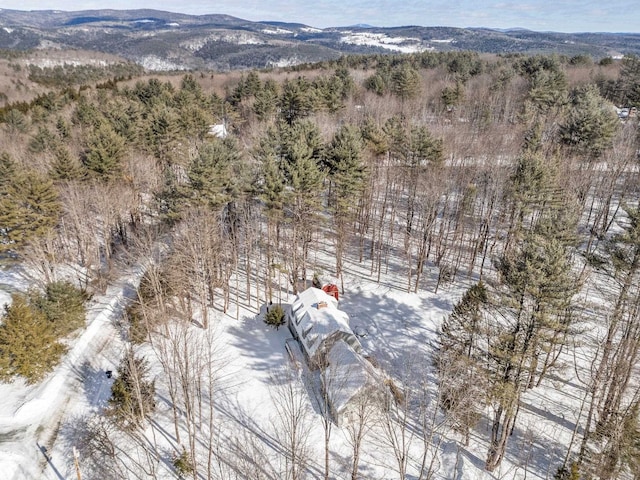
[0,9,639,70]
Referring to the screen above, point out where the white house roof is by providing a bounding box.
[322,340,377,416]
[295,287,338,310]
[289,288,358,360]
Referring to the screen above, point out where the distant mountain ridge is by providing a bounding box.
[0,8,639,71]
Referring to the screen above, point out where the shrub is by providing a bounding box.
[264,304,285,329]
[173,448,194,478]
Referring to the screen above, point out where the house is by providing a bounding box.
[287,287,362,369]
[321,340,384,426]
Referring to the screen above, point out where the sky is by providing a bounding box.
[1,0,638,33]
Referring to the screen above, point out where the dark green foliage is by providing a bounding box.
[609,206,640,275]
[0,169,61,253]
[0,152,16,190]
[259,153,286,220]
[264,304,285,328]
[560,84,619,158]
[278,77,317,125]
[554,462,580,480]
[29,126,57,154]
[253,79,279,121]
[390,64,421,101]
[516,54,563,77]
[131,78,174,107]
[55,116,71,139]
[441,81,465,108]
[0,294,66,384]
[144,105,182,165]
[108,352,156,429]
[446,51,483,80]
[4,109,29,135]
[526,69,568,113]
[49,145,85,181]
[82,122,126,180]
[30,281,88,337]
[383,116,444,168]
[313,68,354,112]
[436,282,489,442]
[326,124,367,215]
[173,448,194,478]
[124,303,150,345]
[27,62,142,87]
[102,97,141,143]
[137,267,172,304]
[364,73,388,96]
[72,97,103,128]
[569,54,592,66]
[508,152,549,223]
[188,138,245,210]
[619,54,640,105]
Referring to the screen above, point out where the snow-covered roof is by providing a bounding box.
[289,287,359,361]
[322,340,378,417]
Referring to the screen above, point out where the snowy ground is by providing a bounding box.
[0,261,145,480]
[0,240,593,479]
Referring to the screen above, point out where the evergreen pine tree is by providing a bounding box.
[30,281,88,337]
[0,294,66,384]
[560,84,619,158]
[390,64,421,101]
[82,121,126,180]
[325,124,368,291]
[0,170,61,253]
[188,138,243,211]
[108,352,156,429]
[49,145,85,181]
[436,281,489,444]
[4,109,29,135]
[278,78,316,125]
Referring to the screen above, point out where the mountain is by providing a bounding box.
[0,9,639,71]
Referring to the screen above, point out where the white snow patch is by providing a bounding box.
[28,58,111,68]
[301,26,323,33]
[167,22,180,27]
[208,123,228,138]
[268,57,302,68]
[131,19,155,24]
[340,32,428,53]
[2,27,13,34]
[431,38,454,43]
[181,32,263,52]
[0,451,24,479]
[137,55,187,71]
[262,27,293,35]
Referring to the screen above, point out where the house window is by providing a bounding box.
[302,324,313,339]
[293,304,304,325]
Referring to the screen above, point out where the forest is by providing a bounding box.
[1,49,640,479]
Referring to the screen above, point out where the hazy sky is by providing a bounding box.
[2,0,638,32]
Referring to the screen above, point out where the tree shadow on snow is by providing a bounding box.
[226,312,291,376]
[71,360,114,409]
